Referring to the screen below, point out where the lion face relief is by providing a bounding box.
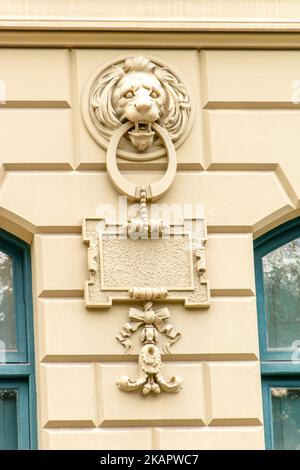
[86,56,193,158]
[111,70,166,150]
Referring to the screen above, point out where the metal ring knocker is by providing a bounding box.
[106,122,177,201]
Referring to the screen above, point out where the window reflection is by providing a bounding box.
[0,390,18,449]
[0,251,16,355]
[262,238,300,349]
[271,388,300,450]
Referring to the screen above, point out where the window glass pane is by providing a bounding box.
[0,390,18,450]
[271,387,300,450]
[262,238,300,349]
[0,250,16,358]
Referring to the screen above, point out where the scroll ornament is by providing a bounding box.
[82,55,209,396]
[116,302,182,394]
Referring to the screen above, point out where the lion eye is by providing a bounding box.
[150,91,159,98]
[124,91,134,99]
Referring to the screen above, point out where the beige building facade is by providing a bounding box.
[1,1,300,450]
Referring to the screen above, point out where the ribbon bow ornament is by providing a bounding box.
[116,301,181,354]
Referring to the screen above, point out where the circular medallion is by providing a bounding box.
[81,55,194,161]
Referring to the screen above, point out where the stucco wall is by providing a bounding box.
[1,41,299,449]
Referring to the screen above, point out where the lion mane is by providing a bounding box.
[89,56,191,144]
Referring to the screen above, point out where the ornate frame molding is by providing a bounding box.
[82,216,209,309]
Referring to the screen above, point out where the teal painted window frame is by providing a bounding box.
[0,379,30,449]
[262,377,300,450]
[254,217,300,362]
[254,218,300,450]
[0,233,27,363]
[0,228,37,450]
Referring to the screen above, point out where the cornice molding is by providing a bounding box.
[1,31,300,49]
[1,0,300,32]
[1,2,300,47]
[2,20,300,32]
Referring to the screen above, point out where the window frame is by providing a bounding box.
[0,379,30,449]
[262,376,300,450]
[254,218,300,451]
[0,228,37,450]
[0,236,27,363]
[254,218,300,362]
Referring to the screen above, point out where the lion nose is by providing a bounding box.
[135,101,151,113]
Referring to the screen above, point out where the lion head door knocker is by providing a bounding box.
[82,56,210,395]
